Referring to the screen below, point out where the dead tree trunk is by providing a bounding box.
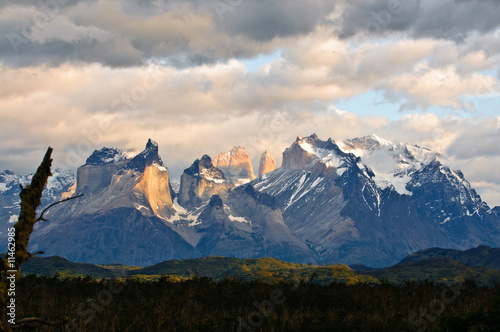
[0,147,53,331]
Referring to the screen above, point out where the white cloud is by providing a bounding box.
[1,0,500,207]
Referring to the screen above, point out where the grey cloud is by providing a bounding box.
[213,0,336,41]
[2,0,500,68]
[0,0,96,10]
[446,119,500,159]
[0,37,143,68]
[338,0,421,38]
[0,0,336,68]
[122,0,336,41]
[339,0,500,41]
[413,0,500,40]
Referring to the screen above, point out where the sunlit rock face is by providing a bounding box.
[212,146,256,185]
[134,164,175,218]
[177,155,234,210]
[73,139,175,219]
[29,139,199,266]
[22,134,500,268]
[258,150,276,177]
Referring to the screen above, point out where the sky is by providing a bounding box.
[0,0,499,206]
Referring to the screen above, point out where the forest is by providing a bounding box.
[16,274,500,331]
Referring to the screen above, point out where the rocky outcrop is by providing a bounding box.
[227,184,316,263]
[195,195,263,257]
[73,139,175,218]
[28,139,192,266]
[193,191,316,262]
[282,134,355,176]
[134,164,175,218]
[177,155,234,210]
[213,147,256,185]
[253,134,500,267]
[0,168,75,248]
[258,150,276,177]
[85,147,127,166]
[23,134,500,268]
[125,138,164,172]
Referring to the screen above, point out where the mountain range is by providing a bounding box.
[1,134,499,267]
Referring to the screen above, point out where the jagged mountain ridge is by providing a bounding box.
[26,140,316,265]
[29,140,200,266]
[213,146,256,185]
[3,134,499,267]
[258,150,277,176]
[252,134,500,266]
[0,168,75,244]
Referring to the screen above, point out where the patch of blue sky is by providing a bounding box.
[334,91,499,121]
[242,49,282,72]
[334,91,402,120]
[460,95,500,119]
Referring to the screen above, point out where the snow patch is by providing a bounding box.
[339,136,438,196]
[173,197,188,215]
[169,198,201,225]
[229,215,251,224]
[299,141,342,168]
[231,178,252,186]
[373,173,412,196]
[0,183,10,192]
[284,173,307,211]
[153,163,168,172]
[135,204,151,212]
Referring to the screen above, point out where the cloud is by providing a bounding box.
[339,0,500,41]
[0,0,337,68]
[338,0,421,38]
[0,0,500,208]
[212,0,336,41]
[446,117,500,159]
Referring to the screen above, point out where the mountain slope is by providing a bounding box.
[252,134,500,267]
[29,140,200,266]
[401,245,500,270]
[20,246,500,286]
[18,134,500,267]
[0,168,75,248]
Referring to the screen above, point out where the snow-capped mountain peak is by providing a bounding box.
[283,134,356,176]
[337,134,392,156]
[85,147,127,166]
[338,135,441,195]
[298,137,344,169]
[0,168,76,236]
[194,155,227,183]
[0,170,22,193]
[125,138,164,171]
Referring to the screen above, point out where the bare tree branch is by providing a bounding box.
[36,194,84,221]
[11,317,71,329]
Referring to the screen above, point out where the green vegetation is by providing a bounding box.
[23,256,378,284]
[129,256,378,284]
[22,254,500,286]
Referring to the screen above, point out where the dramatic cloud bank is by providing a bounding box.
[0,0,499,205]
